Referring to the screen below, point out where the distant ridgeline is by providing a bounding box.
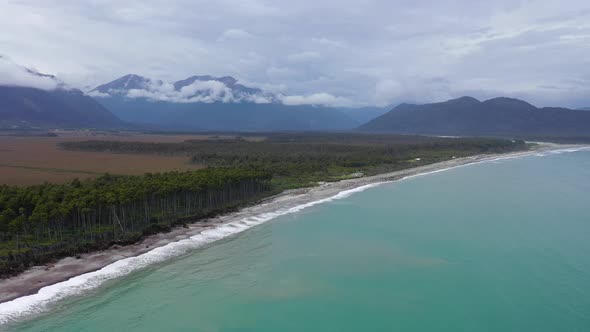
[90,74,360,131]
[360,97,590,138]
[0,63,121,129]
[0,86,123,129]
[2,63,589,135]
[0,168,272,276]
[0,61,123,129]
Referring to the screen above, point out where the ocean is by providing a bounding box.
[4,148,590,331]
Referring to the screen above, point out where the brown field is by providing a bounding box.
[0,131,238,186]
[49,130,264,142]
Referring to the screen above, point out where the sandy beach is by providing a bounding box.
[0,143,584,305]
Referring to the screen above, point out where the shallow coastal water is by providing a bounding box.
[7,149,590,331]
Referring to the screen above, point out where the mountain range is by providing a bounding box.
[91,74,275,102]
[0,68,122,128]
[1,64,589,137]
[89,74,360,131]
[0,86,122,129]
[360,96,590,137]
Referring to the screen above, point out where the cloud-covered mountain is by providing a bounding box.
[0,56,61,91]
[90,74,277,104]
[0,58,122,128]
[577,107,590,111]
[0,86,123,129]
[173,75,265,97]
[91,74,154,95]
[359,97,590,137]
[90,74,358,131]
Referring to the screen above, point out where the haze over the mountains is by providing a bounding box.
[88,73,367,131]
[0,58,370,130]
[1,57,589,137]
[90,74,277,104]
[0,86,122,128]
[0,59,121,128]
[90,74,278,104]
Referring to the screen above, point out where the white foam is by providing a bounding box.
[396,145,590,182]
[2,145,589,326]
[0,182,380,326]
[548,146,590,154]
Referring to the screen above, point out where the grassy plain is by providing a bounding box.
[0,131,224,186]
[0,131,527,278]
[62,133,528,189]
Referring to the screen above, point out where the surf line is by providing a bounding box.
[2,144,588,326]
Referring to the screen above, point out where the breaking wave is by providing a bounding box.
[1,144,588,326]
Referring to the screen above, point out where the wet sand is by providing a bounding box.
[0,143,582,304]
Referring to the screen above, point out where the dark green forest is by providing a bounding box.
[0,168,271,276]
[1,133,527,276]
[62,134,528,188]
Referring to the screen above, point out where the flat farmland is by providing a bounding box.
[0,132,219,186]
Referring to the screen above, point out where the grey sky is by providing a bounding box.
[1,0,589,107]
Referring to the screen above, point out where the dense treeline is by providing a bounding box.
[0,168,272,276]
[1,134,526,276]
[62,134,528,188]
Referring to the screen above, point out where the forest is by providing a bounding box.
[0,133,527,276]
[62,133,528,188]
[0,168,272,276]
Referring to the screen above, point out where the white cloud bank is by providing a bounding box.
[0,57,59,90]
[281,92,350,106]
[94,78,276,104]
[89,74,349,106]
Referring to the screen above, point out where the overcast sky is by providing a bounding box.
[1,0,590,107]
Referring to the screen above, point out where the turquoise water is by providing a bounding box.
[9,150,590,331]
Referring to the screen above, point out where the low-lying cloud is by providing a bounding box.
[87,74,349,106]
[281,92,349,106]
[2,1,590,108]
[0,57,59,91]
[93,78,276,104]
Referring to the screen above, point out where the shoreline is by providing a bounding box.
[0,143,587,314]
